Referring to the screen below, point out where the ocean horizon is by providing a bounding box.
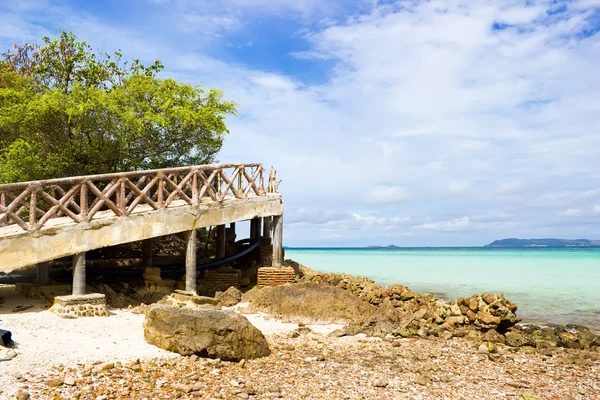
[285,246,600,332]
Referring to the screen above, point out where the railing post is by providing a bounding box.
[119,179,126,216]
[157,175,164,208]
[80,183,88,222]
[259,165,264,194]
[238,167,244,197]
[217,169,222,200]
[191,170,199,205]
[29,186,37,230]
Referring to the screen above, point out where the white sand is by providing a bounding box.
[0,286,344,398]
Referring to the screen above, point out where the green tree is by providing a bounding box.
[0,31,237,183]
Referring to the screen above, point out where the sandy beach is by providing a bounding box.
[1,283,599,400]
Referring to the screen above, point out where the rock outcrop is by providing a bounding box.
[286,259,600,351]
[216,286,243,307]
[144,305,270,361]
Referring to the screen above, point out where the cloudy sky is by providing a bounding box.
[2,0,600,246]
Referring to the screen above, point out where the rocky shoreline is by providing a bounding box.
[1,260,599,399]
[289,261,600,351]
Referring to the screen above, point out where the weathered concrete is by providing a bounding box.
[216,224,226,258]
[250,218,262,239]
[263,216,272,239]
[185,229,197,294]
[143,238,153,268]
[50,293,109,318]
[272,214,284,266]
[35,262,50,285]
[72,253,86,296]
[0,195,283,273]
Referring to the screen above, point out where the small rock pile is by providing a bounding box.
[455,293,520,332]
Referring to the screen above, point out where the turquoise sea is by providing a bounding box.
[285,247,600,331]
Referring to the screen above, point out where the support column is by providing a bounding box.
[216,224,226,258]
[143,238,153,268]
[272,214,283,266]
[250,217,262,239]
[263,217,272,239]
[185,229,197,294]
[229,222,236,239]
[72,252,86,296]
[35,262,50,285]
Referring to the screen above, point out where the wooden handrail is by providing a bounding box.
[0,163,270,232]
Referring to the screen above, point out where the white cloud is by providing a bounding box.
[559,209,583,217]
[2,0,600,245]
[365,185,410,204]
[447,180,471,194]
[416,217,472,232]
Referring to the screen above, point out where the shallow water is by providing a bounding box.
[285,247,600,330]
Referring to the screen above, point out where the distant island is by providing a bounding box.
[366,245,401,248]
[486,238,600,247]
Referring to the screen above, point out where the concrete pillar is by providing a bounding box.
[216,224,226,258]
[72,252,86,296]
[185,229,197,294]
[272,215,283,266]
[230,222,236,238]
[142,238,153,268]
[35,262,50,285]
[250,218,262,239]
[263,216,272,239]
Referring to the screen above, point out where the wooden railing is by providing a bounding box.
[0,163,274,232]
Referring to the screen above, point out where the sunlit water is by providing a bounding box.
[285,247,600,330]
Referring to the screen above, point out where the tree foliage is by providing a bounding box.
[0,31,237,183]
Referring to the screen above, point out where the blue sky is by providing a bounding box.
[2,0,600,246]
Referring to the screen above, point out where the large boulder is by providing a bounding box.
[144,305,270,361]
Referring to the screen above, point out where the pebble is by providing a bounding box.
[100,362,115,370]
[64,376,76,386]
[45,378,63,387]
[3,322,598,400]
[414,374,428,386]
[373,378,389,387]
[173,383,193,393]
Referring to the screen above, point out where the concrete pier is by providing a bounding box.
[216,224,226,258]
[272,215,283,266]
[185,229,197,294]
[72,253,86,296]
[35,262,49,285]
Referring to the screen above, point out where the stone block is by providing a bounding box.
[257,266,295,287]
[50,293,109,318]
